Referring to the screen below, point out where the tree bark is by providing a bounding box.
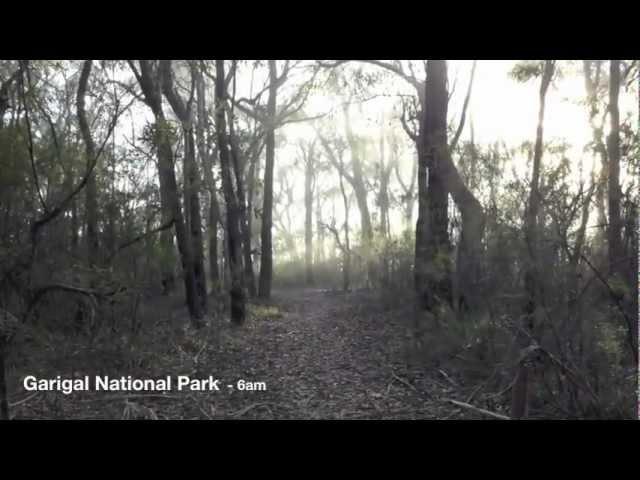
[227,108,257,297]
[160,60,208,315]
[415,60,452,311]
[195,69,221,291]
[214,59,246,324]
[76,60,99,268]
[258,60,278,298]
[607,60,622,278]
[130,60,202,324]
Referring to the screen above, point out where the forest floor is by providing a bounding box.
[6,287,501,419]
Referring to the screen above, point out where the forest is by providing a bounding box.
[0,59,637,420]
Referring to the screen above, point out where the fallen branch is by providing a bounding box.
[9,391,40,408]
[107,218,175,263]
[443,398,511,420]
[230,402,274,418]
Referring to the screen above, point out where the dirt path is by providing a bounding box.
[190,287,454,419]
[9,287,466,419]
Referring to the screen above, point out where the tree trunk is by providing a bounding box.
[607,60,622,278]
[415,60,452,311]
[258,60,277,298]
[342,104,375,286]
[195,70,221,291]
[583,60,609,256]
[131,60,201,323]
[339,170,351,292]
[184,130,208,314]
[511,60,554,420]
[160,60,208,316]
[214,59,246,325]
[315,186,325,264]
[227,109,257,297]
[76,60,99,268]
[304,146,315,286]
[157,119,203,324]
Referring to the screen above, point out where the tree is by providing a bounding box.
[607,60,622,278]
[258,60,279,298]
[301,139,317,286]
[195,63,222,290]
[511,60,555,420]
[160,60,208,314]
[214,60,246,325]
[415,60,452,311]
[230,61,320,298]
[128,60,204,326]
[76,60,100,268]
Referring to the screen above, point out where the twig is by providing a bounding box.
[189,394,212,419]
[391,372,431,399]
[9,391,40,408]
[230,402,273,418]
[443,398,511,420]
[438,369,459,387]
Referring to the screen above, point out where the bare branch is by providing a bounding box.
[449,60,476,152]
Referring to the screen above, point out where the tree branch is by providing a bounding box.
[449,60,476,152]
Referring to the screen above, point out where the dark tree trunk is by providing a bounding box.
[76,60,99,268]
[214,59,246,325]
[185,130,208,314]
[258,60,277,299]
[160,60,208,317]
[156,120,203,324]
[415,60,452,311]
[227,109,257,297]
[131,60,202,324]
[511,60,554,420]
[195,69,221,291]
[607,60,622,278]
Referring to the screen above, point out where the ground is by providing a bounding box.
[6,287,499,419]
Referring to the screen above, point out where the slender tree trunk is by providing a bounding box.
[76,60,99,268]
[195,71,221,291]
[607,60,622,278]
[258,60,277,298]
[304,146,315,286]
[339,171,351,292]
[342,104,375,286]
[511,60,555,420]
[185,130,208,313]
[227,110,257,297]
[214,59,246,324]
[157,119,203,324]
[583,60,609,255]
[316,186,325,263]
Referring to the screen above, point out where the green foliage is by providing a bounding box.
[509,61,545,82]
